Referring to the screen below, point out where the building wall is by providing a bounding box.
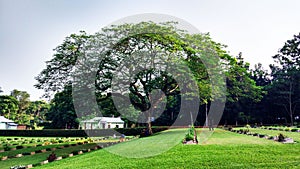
[7,125,17,130]
[102,122,124,129]
[0,123,6,129]
[81,122,98,129]
[80,121,124,129]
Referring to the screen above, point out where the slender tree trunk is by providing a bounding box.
[205,103,208,127]
[289,82,294,126]
[190,111,193,126]
[147,111,153,135]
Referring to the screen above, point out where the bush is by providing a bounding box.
[3,144,10,151]
[184,126,196,142]
[35,150,42,153]
[62,154,68,159]
[278,133,285,142]
[16,145,24,149]
[22,152,31,156]
[0,127,169,137]
[290,128,297,132]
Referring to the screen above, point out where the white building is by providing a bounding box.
[80,117,124,129]
[0,116,18,129]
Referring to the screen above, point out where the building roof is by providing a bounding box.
[8,122,18,126]
[81,117,124,123]
[100,117,124,123]
[0,116,14,123]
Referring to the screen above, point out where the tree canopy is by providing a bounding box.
[35,21,265,130]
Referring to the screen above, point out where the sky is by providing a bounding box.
[0,0,300,101]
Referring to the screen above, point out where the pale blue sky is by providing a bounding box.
[1,0,300,100]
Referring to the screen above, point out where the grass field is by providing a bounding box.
[0,136,122,168]
[245,128,300,142]
[35,129,300,169]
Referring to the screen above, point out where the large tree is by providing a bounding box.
[36,22,227,133]
[46,85,78,129]
[223,53,264,125]
[35,22,241,131]
[270,33,300,126]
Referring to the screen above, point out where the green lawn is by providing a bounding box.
[35,129,300,169]
[235,127,300,142]
[0,143,98,169]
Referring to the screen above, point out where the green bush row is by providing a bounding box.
[0,127,168,137]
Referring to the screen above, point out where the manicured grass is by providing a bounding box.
[236,128,300,142]
[0,136,88,150]
[0,143,98,169]
[0,143,66,157]
[35,129,300,169]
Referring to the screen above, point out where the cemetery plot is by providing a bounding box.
[0,136,135,168]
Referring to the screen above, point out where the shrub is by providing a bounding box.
[278,133,286,142]
[291,128,298,132]
[35,150,42,153]
[44,142,51,145]
[22,152,31,156]
[16,145,24,149]
[3,144,10,151]
[62,154,68,159]
[183,126,197,142]
[0,128,169,137]
[47,152,57,162]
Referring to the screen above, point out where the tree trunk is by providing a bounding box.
[147,114,153,135]
[190,111,193,126]
[205,103,208,127]
[289,81,294,126]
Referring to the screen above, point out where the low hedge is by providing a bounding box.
[0,127,168,137]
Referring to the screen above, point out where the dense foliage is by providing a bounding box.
[1,23,300,128]
[0,89,49,126]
